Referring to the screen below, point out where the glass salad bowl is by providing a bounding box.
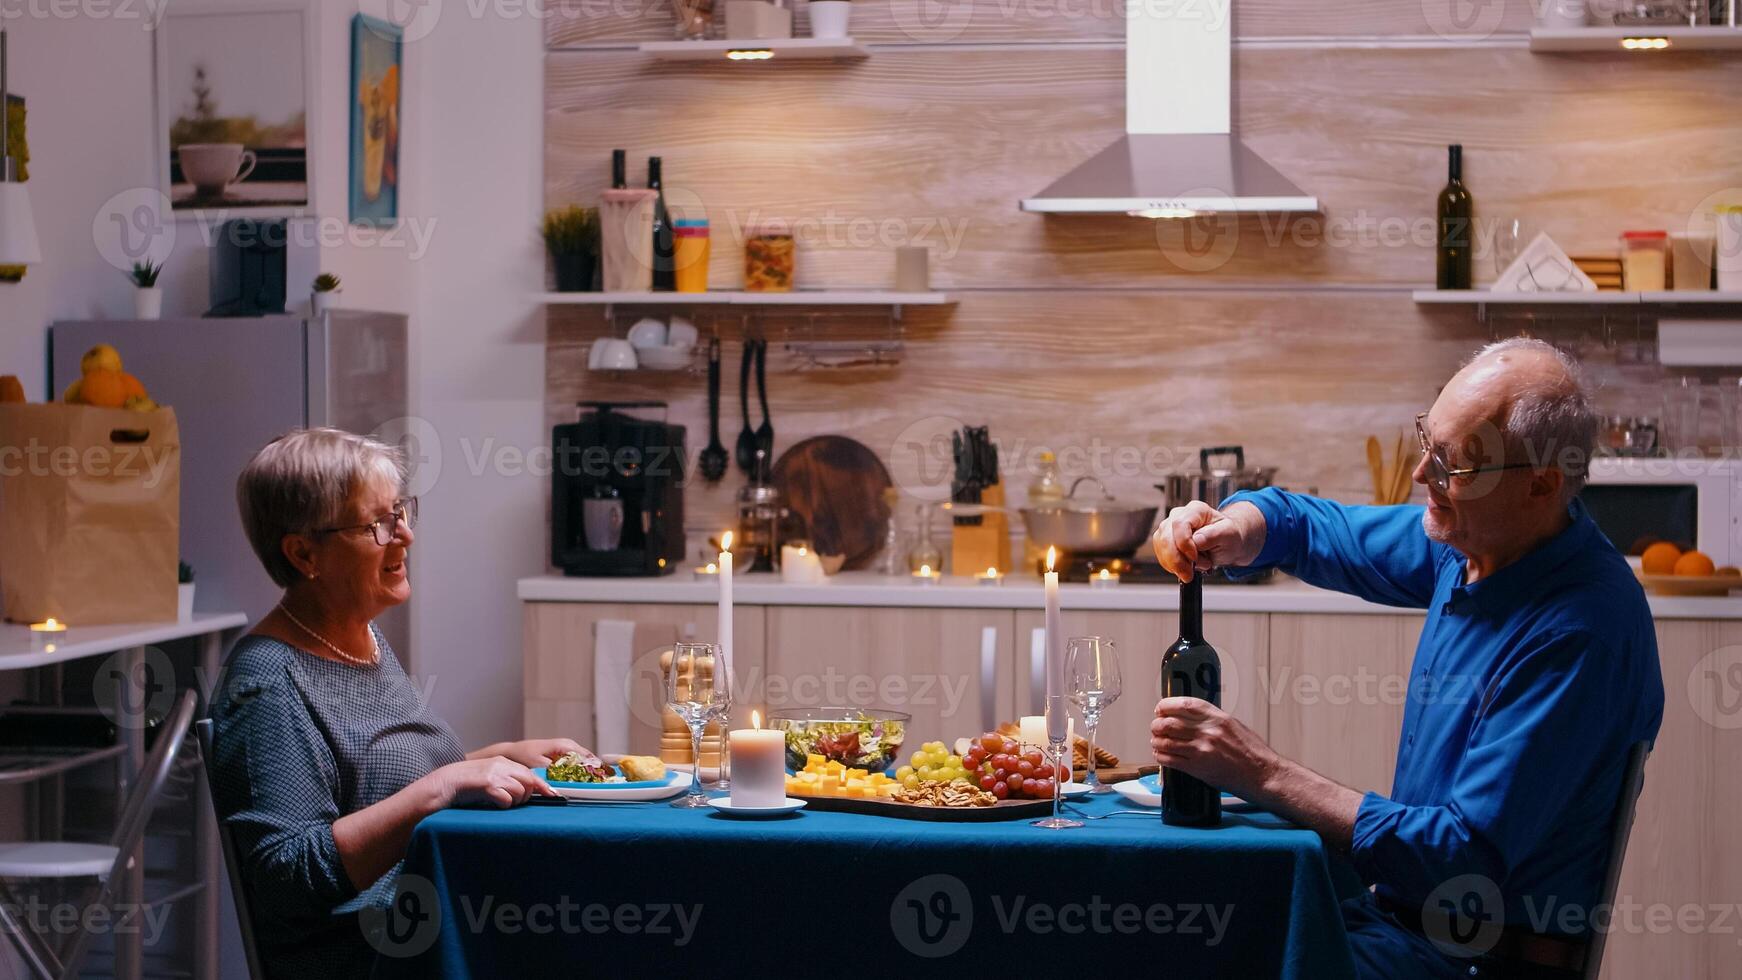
[767,708,910,772]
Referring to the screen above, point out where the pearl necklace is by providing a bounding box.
[278,603,379,667]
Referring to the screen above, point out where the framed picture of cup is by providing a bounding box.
[349,15,401,227]
[154,0,314,217]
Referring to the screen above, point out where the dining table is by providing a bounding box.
[370,784,1359,977]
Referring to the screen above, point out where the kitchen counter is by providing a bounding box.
[518,572,1742,620]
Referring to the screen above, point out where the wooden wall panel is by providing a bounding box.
[547,48,1742,289]
[545,0,1538,48]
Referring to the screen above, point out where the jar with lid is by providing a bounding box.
[734,448,788,572]
[1621,230,1668,292]
[1027,450,1065,505]
[744,226,795,292]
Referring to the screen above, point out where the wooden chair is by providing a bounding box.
[1582,740,1651,980]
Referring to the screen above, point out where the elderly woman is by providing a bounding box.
[208,428,592,979]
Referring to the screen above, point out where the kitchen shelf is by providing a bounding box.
[1528,26,1742,52]
[1413,290,1742,306]
[639,37,869,61]
[539,290,952,306]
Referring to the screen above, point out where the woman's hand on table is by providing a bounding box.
[428,757,554,809]
[1150,697,1278,800]
[1151,500,1266,582]
[471,738,594,769]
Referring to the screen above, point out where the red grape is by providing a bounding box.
[979,734,1004,754]
[964,750,985,769]
[991,781,1009,799]
[1002,739,1020,755]
[1022,750,1044,768]
[1029,778,1054,799]
[1005,774,1025,794]
[1016,760,1035,778]
[979,773,997,791]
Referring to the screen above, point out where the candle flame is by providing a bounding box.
[986,566,997,576]
[705,562,718,574]
[721,531,734,552]
[797,546,807,556]
[1098,568,1111,580]
[1046,547,1056,572]
[46,618,59,628]
[919,564,932,576]
[752,709,762,729]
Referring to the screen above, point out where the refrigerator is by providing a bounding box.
[50,312,412,656]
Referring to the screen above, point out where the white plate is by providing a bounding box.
[1110,776,1248,810]
[547,770,692,802]
[1061,781,1092,798]
[707,797,807,818]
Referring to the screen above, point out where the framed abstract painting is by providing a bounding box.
[349,14,401,226]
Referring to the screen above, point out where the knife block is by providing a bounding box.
[951,483,1011,576]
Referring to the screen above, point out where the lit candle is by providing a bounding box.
[718,532,734,682]
[729,710,787,807]
[29,618,68,651]
[1091,567,1120,589]
[780,543,826,584]
[1044,547,1066,744]
[976,566,1004,587]
[693,561,720,580]
[912,564,941,585]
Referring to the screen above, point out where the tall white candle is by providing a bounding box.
[718,532,734,680]
[1044,547,1066,743]
[730,710,786,807]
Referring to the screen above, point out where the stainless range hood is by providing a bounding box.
[1020,1,1317,217]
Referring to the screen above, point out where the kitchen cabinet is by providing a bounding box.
[1266,612,1424,796]
[762,606,1017,749]
[523,602,766,756]
[1013,610,1269,768]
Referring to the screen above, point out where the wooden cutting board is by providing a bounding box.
[792,792,1055,822]
[771,436,893,570]
[1081,764,1159,784]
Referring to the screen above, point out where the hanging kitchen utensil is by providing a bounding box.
[772,436,894,571]
[734,341,756,475]
[754,338,774,461]
[699,337,728,482]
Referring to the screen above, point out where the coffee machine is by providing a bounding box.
[552,402,686,576]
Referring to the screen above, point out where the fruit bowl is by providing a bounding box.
[768,708,909,772]
[1634,569,1742,596]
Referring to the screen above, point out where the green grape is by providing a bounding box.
[896,765,915,780]
[945,755,962,768]
[902,774,921,789]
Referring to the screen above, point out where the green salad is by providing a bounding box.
[779,713,906,769]
[547,751,613,783]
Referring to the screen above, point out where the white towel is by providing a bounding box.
[593,619,636,754]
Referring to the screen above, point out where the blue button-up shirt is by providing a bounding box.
[1223,489,1663,928]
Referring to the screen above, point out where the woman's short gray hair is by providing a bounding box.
[236,428,408,587]
[1467,337,1597,502]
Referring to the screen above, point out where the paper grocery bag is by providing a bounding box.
[0,404,180,624]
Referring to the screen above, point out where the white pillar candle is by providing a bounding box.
[1018,715,1072,752]
[1044,547,1067,743]
[729,711,787,807]
[718,533,734,681]
[780,544,826,584]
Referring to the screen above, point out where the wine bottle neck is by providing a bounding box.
[611,149,626,189]
[648,157,664,189]
[1179,578,1204,642]
[1447,144,1462,183]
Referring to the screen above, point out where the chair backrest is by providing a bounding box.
[1583,740,1651,980]
[55,690,199,978]
[194,718,268,980]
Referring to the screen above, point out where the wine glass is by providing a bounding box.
[666,642,731,809]
[1067,637,1122,794]
[1492,216,1528,276]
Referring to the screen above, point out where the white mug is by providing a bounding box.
[178,143,258,195]
[809,0,851,38]
[589,337,640,371]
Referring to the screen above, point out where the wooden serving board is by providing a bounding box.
[771,436,893,570]
[792,793,1055,822]
[1080,764,1158,785]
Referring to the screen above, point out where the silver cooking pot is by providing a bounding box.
[1019,477,1159,558]
[1158,446,1278,512]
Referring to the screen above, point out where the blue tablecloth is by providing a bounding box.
[372,791,1357,978]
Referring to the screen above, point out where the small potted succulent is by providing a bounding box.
[312,273,342,316]
[177,561,196,623]
[130,260,163,320]
[541,205,601,292]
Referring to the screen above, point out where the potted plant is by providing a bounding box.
[312,273,342,316]
[808,0,850,38]
[177,561,195,622]
[130,261,163,320]
[542,206,601,292]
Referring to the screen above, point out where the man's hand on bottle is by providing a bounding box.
[1151,500,1267,582]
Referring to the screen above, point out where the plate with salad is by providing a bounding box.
[534,753,690,802]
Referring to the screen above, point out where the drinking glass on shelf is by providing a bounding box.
[1066,637,1122,795]
[1491,217,1529,276]
[666,642,731,809]
[1663,377,1706,456]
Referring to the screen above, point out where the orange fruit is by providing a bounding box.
[1674,550,1716,577]
[0,375,23,404]
[1641,541,1682,576]
[119,372,147,400]
[79,369,128,408]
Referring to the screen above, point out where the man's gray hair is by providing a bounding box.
[236,428,408,588]
[1465,337,1597,502]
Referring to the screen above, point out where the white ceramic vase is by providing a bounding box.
[134,287,162,321]
[177,582,195,623]
[313,292,337,316]
[809,0,850,37]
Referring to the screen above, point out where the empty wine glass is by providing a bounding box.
[666,642,731,808]
[1492,216,1529,275]
[1067,637,1123,794]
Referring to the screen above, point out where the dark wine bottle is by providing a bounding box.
[1436,143,1473,290]
[649,156,675,291]
[1162,576,1222,827]
[611,149,627,190]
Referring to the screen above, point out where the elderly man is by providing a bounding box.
[1150,338,1663,979]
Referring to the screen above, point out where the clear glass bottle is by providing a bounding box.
[878,487,903,576]
[1028,450,1065,505]
[906,504,943,573]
